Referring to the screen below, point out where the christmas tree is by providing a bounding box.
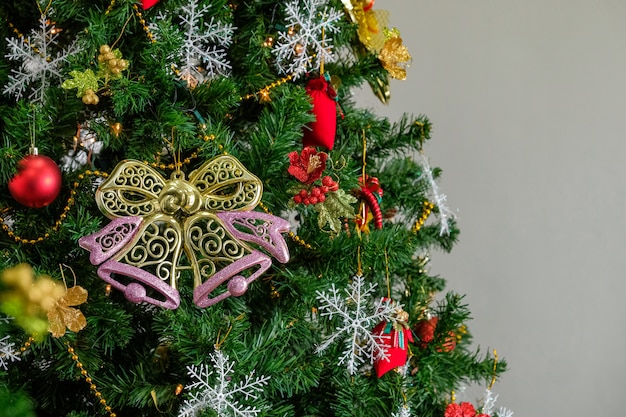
[0,1,509,417]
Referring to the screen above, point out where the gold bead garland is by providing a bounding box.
[240,75,294,103]
[257,201,313,250]
[18,336,36,354]
[0,170,108,245]
[66,343,117,417]
[132,4,157,44]
[125,0,293,103]
[7,22,40,54]
[17,337,118,415]
[105,1,155,43]
[0,126,219,245]
[143,133,216,170]
[412,201,434,233]
[105,0,117,15]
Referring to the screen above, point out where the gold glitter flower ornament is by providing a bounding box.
[0,264,88,338]
[379,28,412,80]
[47,285,88,338]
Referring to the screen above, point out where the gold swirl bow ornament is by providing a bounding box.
[79,155,290,309]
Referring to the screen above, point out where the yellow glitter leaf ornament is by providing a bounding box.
[62,69,99,98]
[47,285,88,338]
[379,29,412,80]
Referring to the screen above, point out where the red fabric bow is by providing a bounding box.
[142,0,159,9]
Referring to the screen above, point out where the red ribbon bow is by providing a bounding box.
[357,175,383,230]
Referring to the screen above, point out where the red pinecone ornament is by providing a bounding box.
[302,76,337,150]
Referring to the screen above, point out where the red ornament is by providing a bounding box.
[413,316,457,352]
[8,154,62,208]
[413,316,438,348]
[302,76,338,150]
[439,331,457,353]
[142,0,159,9]
[372,309,413,377]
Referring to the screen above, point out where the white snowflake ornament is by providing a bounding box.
[272,0,343,79]
[4,13,78,103]
[0,335,21,370]
[151,0,235,86]
[315,274,398,374]
[179,350,270,417]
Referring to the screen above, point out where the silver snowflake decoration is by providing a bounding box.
[419,152,456,236]
[151,0,234,86]
[315,274,397,374]
[4,13,78,103]
[481,389,514,417]
[179,350,270,417]
[497,407,515,417]
[272,0,343,79]
[392,404,412,417]
[0,335,21,370]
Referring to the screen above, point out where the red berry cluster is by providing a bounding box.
[293,176,339,205]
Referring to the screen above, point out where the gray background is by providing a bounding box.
[356,1,626,415]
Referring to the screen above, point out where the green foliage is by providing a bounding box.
[0,385,35,417]
[0,1,505,416]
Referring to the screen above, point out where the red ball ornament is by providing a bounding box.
[413,316,457,352]
[9,154,62,208]
[142,0,159,9]
[413,316,438,348]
